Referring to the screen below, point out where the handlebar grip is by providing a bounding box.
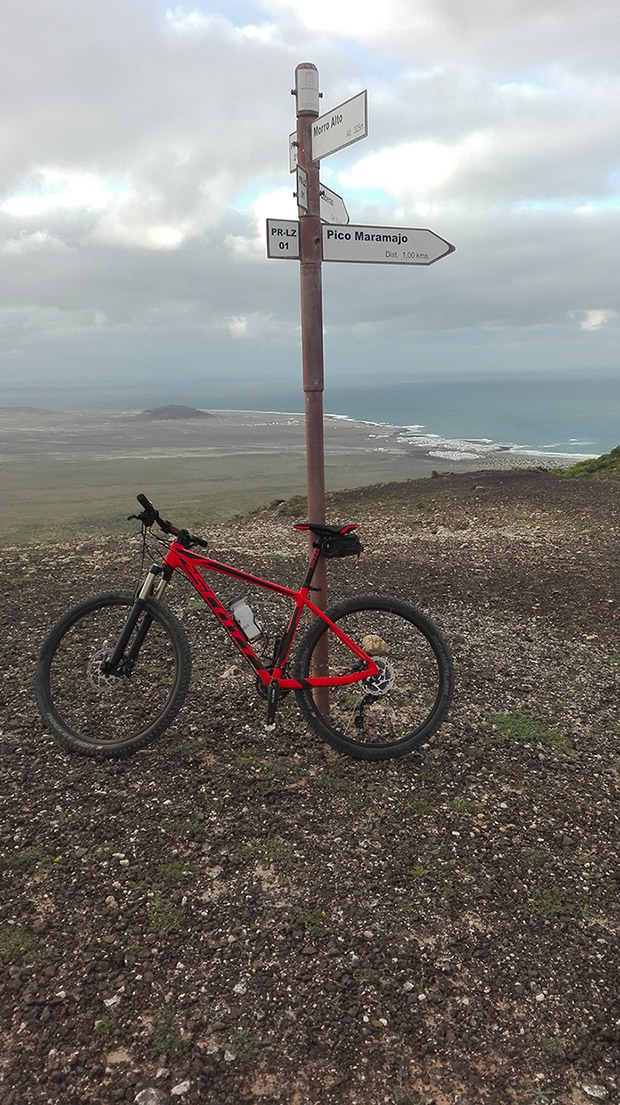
[132,493,207,548]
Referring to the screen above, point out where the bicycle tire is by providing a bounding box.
[294,594,453,761]
[35,590,192,759]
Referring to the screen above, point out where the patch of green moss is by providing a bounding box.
[488,711,569,752]
[565,445,620,480]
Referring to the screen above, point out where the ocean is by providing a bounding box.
[2,371,618,459]
[323,374,620,460]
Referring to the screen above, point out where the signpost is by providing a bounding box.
[267,220,454,264]
[295,167,308,212]
[311,90,368,162]
[267,64,455,627]
[266,219,299,259]
[288,131,298,172]
[322,224,454,264]
[319,184,349,226]
[289,90,368,169]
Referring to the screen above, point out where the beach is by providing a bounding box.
[0,406,574,544]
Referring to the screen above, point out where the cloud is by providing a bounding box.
[266,0,620,70]
[2,170,110,217]
[570,309,618,332]
[0,0,618,404]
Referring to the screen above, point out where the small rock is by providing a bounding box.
[582,1086,608,1101]
[135,1090,170,1105]
[171,1082,190,1097]
[106,1048,131,1065]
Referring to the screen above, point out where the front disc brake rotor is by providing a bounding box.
[86,650,126,694]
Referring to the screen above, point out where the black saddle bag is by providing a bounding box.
[322,532,363,559]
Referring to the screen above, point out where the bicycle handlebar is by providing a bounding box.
[129,493,209,549]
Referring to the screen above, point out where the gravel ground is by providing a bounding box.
[1,468,619,1105]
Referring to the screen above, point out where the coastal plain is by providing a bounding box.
[1,407,570,544]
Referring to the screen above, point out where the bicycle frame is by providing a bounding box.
[144,537,380,692]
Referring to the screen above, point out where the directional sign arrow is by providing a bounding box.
[322,224,455,265]
[319,184,349,225]
[311,90,368,162]
[293,170,348,222]
[267,220,456,265]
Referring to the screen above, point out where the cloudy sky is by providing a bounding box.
[0,0,618,409]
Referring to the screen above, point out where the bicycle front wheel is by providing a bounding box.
[35,590,192,758]
[294,594,453,761]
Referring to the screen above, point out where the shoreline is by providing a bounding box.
[206,409,585,470]
[0,404,594,464]
[0,406,581,543]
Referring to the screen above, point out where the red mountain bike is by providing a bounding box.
[35,494,453,762]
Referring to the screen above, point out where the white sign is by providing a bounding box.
[296,167,308,211]
[322,224,455,265]
[320,184,349,225]
[311,90,368,162]
[289,131,298,173]
[266,219,299,259]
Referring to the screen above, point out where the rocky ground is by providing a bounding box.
[1,468,619,1105]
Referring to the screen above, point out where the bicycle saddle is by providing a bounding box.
[295,522,362,559]
[294,522,358,538]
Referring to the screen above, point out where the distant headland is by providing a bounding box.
[131,405,212,421]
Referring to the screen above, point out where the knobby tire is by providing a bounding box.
[294,594,453,761]
[35,590,192,759]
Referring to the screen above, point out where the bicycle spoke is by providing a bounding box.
[295,595,453,760]
[36,592,191,757]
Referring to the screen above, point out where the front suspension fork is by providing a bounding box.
[104,567,169,673]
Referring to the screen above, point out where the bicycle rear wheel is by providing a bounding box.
[294,594,453,761]
[35,590,191,758]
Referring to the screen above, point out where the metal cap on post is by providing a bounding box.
[294,62,320,115]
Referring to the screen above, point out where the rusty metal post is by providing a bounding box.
[294,63,329,702]
[295,62,327,606]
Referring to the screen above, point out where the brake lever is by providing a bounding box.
[127,508,157,527]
